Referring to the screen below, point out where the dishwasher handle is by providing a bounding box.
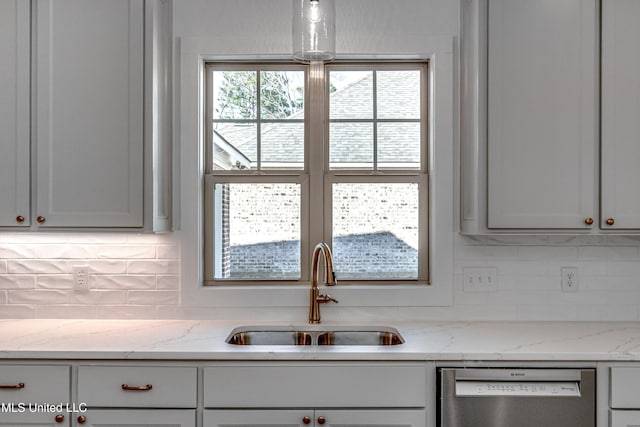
[453,368,583,382]
[455,380,581,397]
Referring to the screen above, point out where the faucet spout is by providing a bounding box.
[309,242,338,324]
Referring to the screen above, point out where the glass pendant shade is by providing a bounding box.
[292,0,335,63]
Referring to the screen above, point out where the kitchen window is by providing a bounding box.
[203,62,429,286]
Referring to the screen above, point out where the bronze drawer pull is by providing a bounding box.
[0,382,25,389]
[77,415,87,424]
[122,383,153,391]
[55,414,65,423]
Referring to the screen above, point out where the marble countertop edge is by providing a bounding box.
[2,319,640,362]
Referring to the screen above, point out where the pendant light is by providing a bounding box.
[292,0,335,63]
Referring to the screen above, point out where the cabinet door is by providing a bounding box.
[611,410,640,427]
[487,0,598,229]
[0,412,69,426]
[204,409,311,427]
[204,410,426,427]
[601,0,640,230]
[34,0,144,228]
[73,409,194,427]
[318,410,426,427]
[0,0,30,227]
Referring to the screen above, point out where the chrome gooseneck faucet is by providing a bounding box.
[308,242,338,324]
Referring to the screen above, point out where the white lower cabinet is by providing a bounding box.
[0,361,427,427]
[205,409,426,427]
[0,412,70,426]
[71,409,194,427]
[203,363,428,427]
[0,365,71,426]
[75,365,197,427]
[204,409,309,427]
[610,411,640,427]
[606,365,640,426]
[77,366,197,408]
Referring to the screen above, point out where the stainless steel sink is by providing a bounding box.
[226,326,404,346]
[226,330,313,346]
[316,330,404,346]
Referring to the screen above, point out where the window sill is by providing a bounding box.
[181,283,450,308]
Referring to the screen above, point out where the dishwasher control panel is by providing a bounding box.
[456,381,580,397]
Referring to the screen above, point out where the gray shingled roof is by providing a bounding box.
[213,71,421,168]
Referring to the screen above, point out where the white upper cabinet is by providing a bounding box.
[0,0,30,227]
[34,0,144,227]
[0,0,171,231]
[601,0,640,230]
[486,0,598,229]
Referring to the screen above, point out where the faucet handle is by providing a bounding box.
[318,294,338,304]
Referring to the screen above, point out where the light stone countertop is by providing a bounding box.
[2,319,640,361]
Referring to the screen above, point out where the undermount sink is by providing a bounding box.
[226,325,404,346]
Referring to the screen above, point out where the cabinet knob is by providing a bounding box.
[303,416,312,425]
[606,218,615,226]
[77,415,87,424]
[36,216,46,224]
[55,414,64,423]
[317,416,326,425]
[16,215,25,224]
[584,217,593,225]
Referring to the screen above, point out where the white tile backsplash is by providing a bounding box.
[452,234,640,321]
[0,232,180,318]
[2,231,640,320]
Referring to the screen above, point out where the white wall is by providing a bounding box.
[1,0,640,320]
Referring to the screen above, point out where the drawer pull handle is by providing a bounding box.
[0,382,24,389]
[122,383,153,391]
[303,416,312,425]
[317,416,326,425]
[55,414,65,423]
[77,415,87,424]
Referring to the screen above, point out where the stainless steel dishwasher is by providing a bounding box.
[439,368,595,427]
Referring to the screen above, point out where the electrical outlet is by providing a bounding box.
[463,267,498,292]
[561,267,578,292]
[73,265,90,292]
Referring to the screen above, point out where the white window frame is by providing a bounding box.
[204,62,429,286]
[178,37,454,309]
[204,63,310,285]
[323,62,429,285]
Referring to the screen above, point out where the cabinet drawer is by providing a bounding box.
[204,363,426,408]
[0,365,69,404]
[611,367,640,408]
[78,366,197,408]
[610,410,640,427]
